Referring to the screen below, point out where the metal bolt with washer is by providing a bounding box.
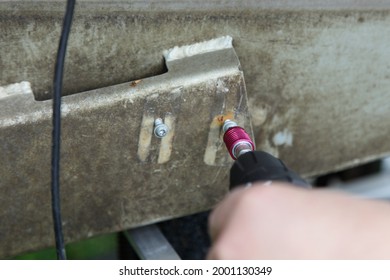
[154,118,169,138]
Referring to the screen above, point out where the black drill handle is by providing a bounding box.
[230,151,311,189]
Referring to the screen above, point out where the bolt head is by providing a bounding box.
[154,125,169,138]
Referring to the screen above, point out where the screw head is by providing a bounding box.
[154,123,169,138]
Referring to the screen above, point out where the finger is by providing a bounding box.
[206,246,217,260]
[208,181,274,242]
[208,187,246,242]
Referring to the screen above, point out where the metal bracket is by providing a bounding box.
[0,39,252,258]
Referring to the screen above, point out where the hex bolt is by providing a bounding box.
[154,118,169,138]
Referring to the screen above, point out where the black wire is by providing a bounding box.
[52,0,75,260]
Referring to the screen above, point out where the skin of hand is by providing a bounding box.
[207,182,390,259]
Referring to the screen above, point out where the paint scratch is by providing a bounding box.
[137,115,154,162]
[158,114,176,164]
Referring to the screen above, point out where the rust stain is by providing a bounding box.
[130,79,142,87]
[213,112,234,127]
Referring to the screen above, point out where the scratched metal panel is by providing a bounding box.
[1,0,390,257]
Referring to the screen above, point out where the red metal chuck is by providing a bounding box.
[222,120,255,160]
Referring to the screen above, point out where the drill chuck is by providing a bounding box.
[222,120,310,189]
[222,120,255,160]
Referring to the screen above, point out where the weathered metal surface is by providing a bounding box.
[1,1,390,176]
[0,44,252,258]
[1,0,390,257]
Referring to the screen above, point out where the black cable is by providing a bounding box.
[51,0,75,260]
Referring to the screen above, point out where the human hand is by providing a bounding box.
[208,182,390,259]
